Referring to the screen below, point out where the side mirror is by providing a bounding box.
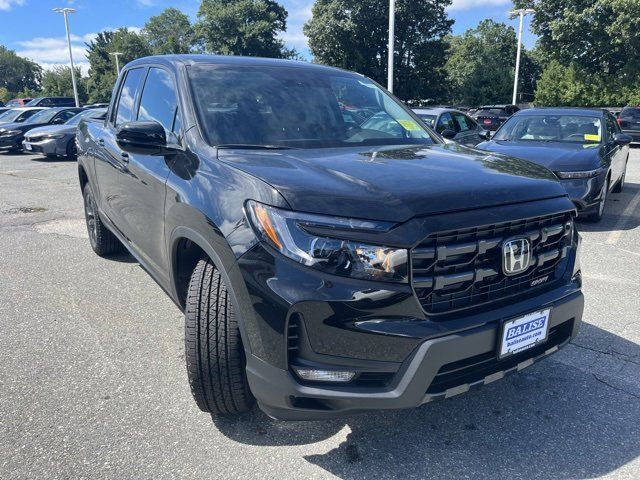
[116,121,167,154]
[479,129,491,140]
[51,117,66,125]
[441,129,457,140]
[614,133,633,146]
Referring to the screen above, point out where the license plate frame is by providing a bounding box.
[498,309,550,359]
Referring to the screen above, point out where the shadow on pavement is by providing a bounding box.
[577,182,640,233]
[212,322,640,479]
[29,155,76,163]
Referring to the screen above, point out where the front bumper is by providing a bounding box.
[0,136,21,150]
[247,288,583,420]
[22,138,66,156]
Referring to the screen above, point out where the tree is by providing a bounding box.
[143,7,196,54]
[85,29,152,103]
[41,66,87,104]
[515,0,640,78]
[0,45,42,97]
[534,60,591,106]
[304,0,453,102]
[444,20,520,106]
[196,0,295,58]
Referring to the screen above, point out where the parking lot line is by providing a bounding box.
[606,188,640,245]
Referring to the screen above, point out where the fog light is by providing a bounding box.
[293,368,356,382]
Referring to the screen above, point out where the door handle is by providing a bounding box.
[120,152,129,161]
[97,138,104,147]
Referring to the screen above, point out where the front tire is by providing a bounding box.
[82,183,123,256]
[613,161,627,193]
[184,259,254,415]
[587,178,609,222]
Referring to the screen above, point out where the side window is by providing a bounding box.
[54,110,77,123]
[40,99,53,107]
[18,110,37,122]
[453,113,471,132]
[436,112,456,133]
[137,67,180,135]
[605,116,617,141]
[114,68,145,127]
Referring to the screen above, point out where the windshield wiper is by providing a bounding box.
[215,144,297,150]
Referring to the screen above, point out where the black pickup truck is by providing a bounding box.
[77,55,584,420]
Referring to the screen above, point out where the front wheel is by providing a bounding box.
[184,259,254,416]
[587,178,609,222]
[82,183,123,256]
[613,161,627,193]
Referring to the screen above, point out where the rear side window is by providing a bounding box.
[137,67,180,133]
[453,112,473,132]
[114,68,145,127]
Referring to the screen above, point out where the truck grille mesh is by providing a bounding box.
[411,213,573,315]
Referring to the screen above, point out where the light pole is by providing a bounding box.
[109,52,123,74]
[387,0,395,93]
[510,8,535,105]
[53,7,80,107]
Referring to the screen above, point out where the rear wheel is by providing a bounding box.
[82,183,123,256]
[184,259,254,416]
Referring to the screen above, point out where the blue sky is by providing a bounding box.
[0,0,536,74]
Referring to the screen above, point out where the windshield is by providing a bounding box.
[25,109,58,124]
[188,65,437,149]
[65,109,104,125]
[0,109,26,123]
[416,114,437,127]
[494,114,603,144]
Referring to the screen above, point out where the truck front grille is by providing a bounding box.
[411,212,573,315]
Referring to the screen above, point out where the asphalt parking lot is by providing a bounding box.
[1,149,639,480]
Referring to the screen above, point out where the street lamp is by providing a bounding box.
[510,8,535,105]
[387,0,395,93]
[53,7,80,107]
[109,52,123,74]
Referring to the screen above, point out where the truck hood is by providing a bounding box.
[477,140,603,172]
[218,143,566,223]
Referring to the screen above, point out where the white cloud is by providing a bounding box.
[15,26,141,77]
[0,0,24,11]
[447,0,511,11]
[280,1,314,52]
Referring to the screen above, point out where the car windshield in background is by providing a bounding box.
[25,109,58,124]
[188,65,437,149]
[66,109,105,125]
[0,109,25,123]
[416,114,436,127]
[493,115,603,144]
[620,107,640,120]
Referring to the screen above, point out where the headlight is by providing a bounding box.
[0,130,21,137]
[245,201,408,283]
[555,168,604,179]
[43,134,65,139]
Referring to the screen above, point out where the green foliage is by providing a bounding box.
[85,29,152,103]
[41,66,87,104]
[304,0,453,102]
[143,7,197,54]
[444,20,517,106]
[196,0,296,58]
[0,46,42,97]
[516,0,640,105]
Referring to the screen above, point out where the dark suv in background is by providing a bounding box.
[26,96,76,107]
[77,55,583,420]
[618,106,640,142]
[473,104,520,131]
